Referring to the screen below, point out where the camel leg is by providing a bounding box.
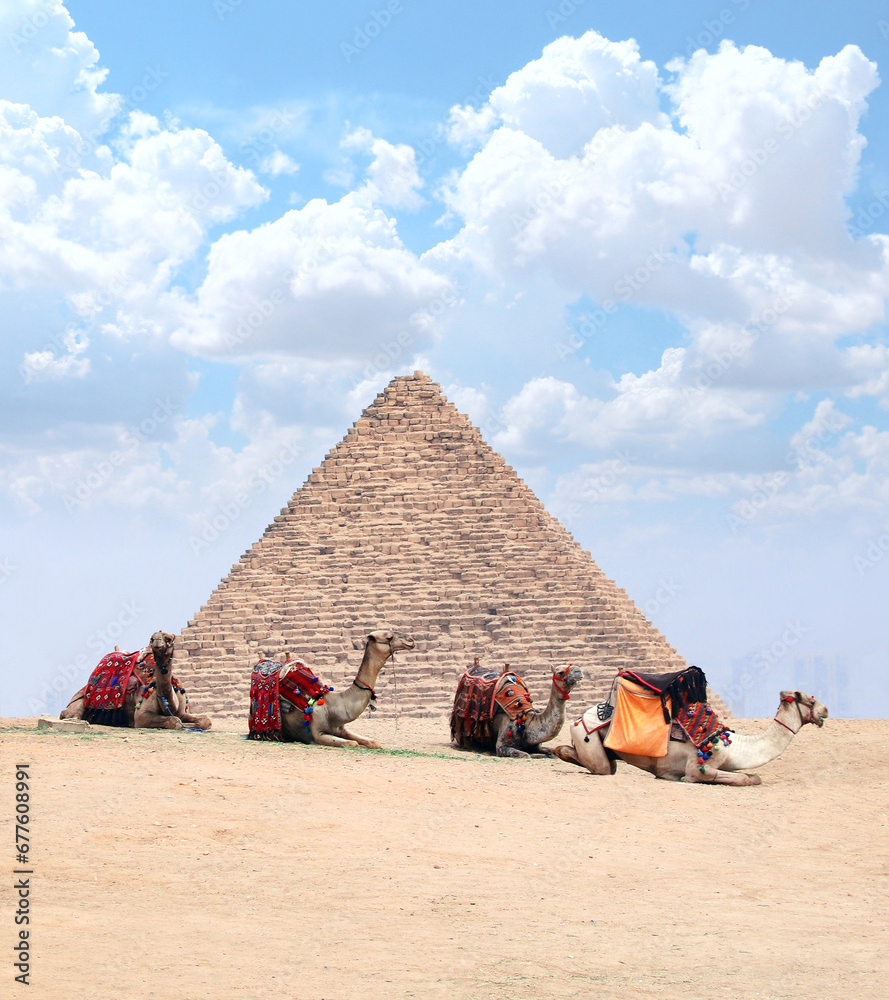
[312,731,360,748]
[134,711,182,729]
[562,727,617,775]
[60,688,87,720]
[336,726,381,749]
[178,712,212,730]
[683,759,762,785]
[496,745,531,758]
[550,744,585,766]
[60,696,85,720]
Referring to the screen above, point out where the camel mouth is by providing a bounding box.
[815,714,826,727]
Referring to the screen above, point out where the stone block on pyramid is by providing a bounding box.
[175,371,695,722]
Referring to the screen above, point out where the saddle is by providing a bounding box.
[248,658,332,741]
[81,649,158,726]
[593,666,710,758]
[450,664,534,749]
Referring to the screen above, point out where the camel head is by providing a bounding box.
[367,627,415,655]
[780,690,829,728]
[553,664,584,694]
[149,631,176,665]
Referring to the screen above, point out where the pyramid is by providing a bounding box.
[176,371,689,720]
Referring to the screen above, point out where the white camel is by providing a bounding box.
[551,690,828,785]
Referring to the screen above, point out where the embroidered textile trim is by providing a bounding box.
[450,666,536,748]
[673,702,733,770]
[248,658,332,741]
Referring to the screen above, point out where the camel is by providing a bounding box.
[249,628,415,748]
[132,631,212,730]
[60,631,211,730]
[451,662,584,758]
[551,689,828,785]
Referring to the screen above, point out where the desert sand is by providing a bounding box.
[1,712,887,1000]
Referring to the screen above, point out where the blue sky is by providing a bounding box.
[2,0,888,717]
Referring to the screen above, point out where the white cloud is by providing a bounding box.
[342,126,425,210]
[0,105,267,306]
[259,149,299,176]
[171,192,450,359]
[438,33,888,404]
[491,352,768,458]
[845,342,889,405]
[0,0,120,136]
[21,327,90,382]
[448,32,665,160]
[445,103,498,151]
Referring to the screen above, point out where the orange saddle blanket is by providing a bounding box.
[603,675,673,757]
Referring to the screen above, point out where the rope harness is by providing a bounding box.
[774,693,815,734]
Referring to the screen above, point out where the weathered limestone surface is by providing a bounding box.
[176,372,694,722]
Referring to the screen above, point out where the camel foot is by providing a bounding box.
[358,739,382,749]
[745,773,763,786]
[550,744,583,766]
[182,716,212,730]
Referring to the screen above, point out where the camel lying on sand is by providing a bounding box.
[451,662,584,757]
[552,690,827,785]
[60,631,211,730]
[249,628,415,748]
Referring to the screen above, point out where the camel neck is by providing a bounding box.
[355,643,388,689]
[336,643,390,719]
[723,715,796,770]
[153,655,174,697]
[523,676,570,743]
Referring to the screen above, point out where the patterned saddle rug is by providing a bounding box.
[82,649,157,726]
[597,666,711,758]
[248,659,333,741]
[672,702,734,769]
[450,664,534,749]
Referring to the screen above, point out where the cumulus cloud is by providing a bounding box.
[2,13,888,537]
[259,149,299,176]
[490,354,771,460]
[171,192,450,359]
[0,105,267,306]
[433,31,889,475]
[447,33,665,159]
[0,0,120,135]
[342,126,425,210]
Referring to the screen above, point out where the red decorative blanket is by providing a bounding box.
[248,659,331,741]
[450,665,534,748]
[82,650,156,725]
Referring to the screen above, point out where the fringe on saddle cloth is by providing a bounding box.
[450,665,534,748]
[671,702,734,767]
[248,659,332,741]
[82,649,157,726]
[602,666,708,758]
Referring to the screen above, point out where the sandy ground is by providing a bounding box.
[1,712,887,1000]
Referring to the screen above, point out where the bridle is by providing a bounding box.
[551,666,574,700]
[352,634,396,712]
[774,694,816,734]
